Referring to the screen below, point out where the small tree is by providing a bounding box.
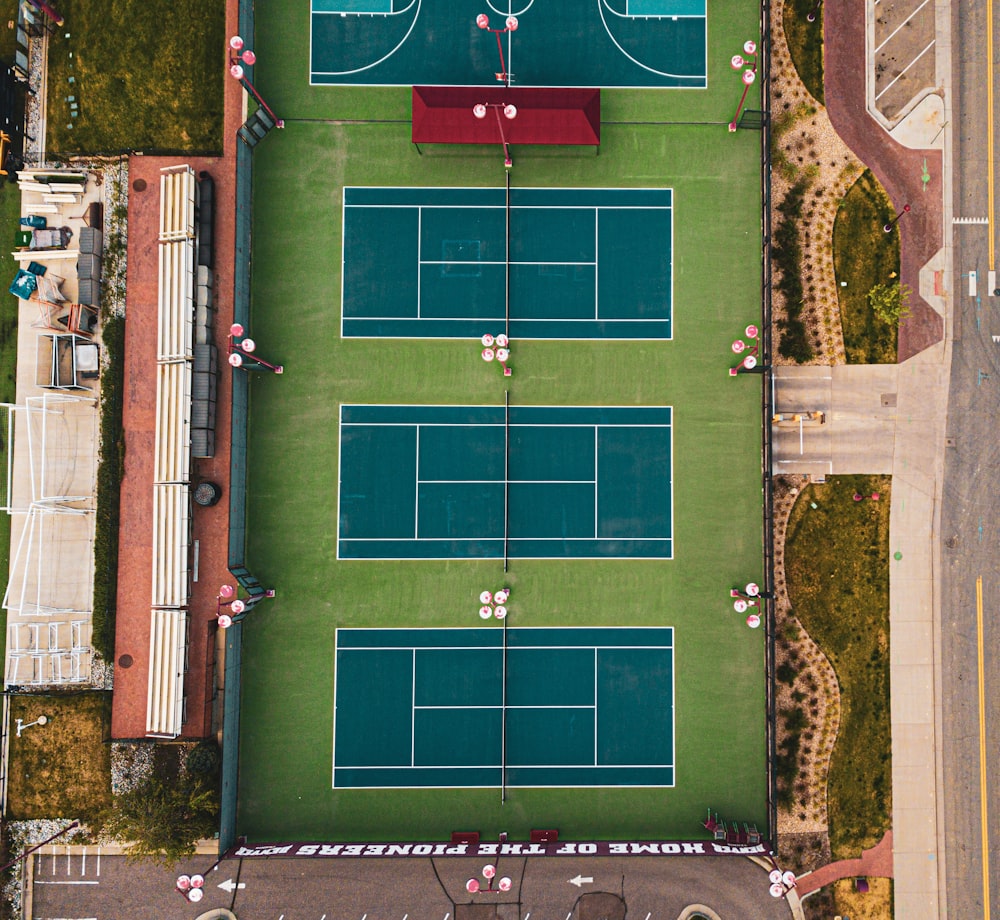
[867,281,912,325]
[103,774,219,867]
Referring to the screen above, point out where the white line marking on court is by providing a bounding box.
[874,0,932,52]
[970,271,978,297]
[416,207,422,319]
[875,39,935,100]
[414,426,420,539]
[402,915,408,920]
[411,650,417,767]
[321,915,327,920]
[645,914,652,920]
[523,914,530,920]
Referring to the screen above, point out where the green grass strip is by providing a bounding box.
[833,170,900,364]
[44,0,225,156]
[0,180,21,637]
[783,475,892,857]
[782,0,825,104]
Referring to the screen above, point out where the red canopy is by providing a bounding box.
[412,86,600,147]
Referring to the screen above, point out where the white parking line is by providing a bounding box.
[35,879,100,885]
[874,0,933,53]
[876,39,935,100]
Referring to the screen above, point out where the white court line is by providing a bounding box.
[970,271,978,297]
[416,206,422,319]
[414,426,420,539]
[874,0,932,53]
[875,39,935,100]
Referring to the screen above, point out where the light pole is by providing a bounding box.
[216,582,276,628]
[883,203,910,232]
[228,323,284,374]
[466,863,513,893]
[229,36,285,129]
[476,14,518,87]
[473,102,517,168]
[728,40,759,133]
[15,715,48,737]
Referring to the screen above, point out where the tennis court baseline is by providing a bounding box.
[341,187,673,339]
[333,626,675,788]
[337,404,673,560]
[311,0,707,88]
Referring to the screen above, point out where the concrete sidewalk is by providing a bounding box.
[813,0,954,914]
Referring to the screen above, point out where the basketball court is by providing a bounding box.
[310,0,707,87]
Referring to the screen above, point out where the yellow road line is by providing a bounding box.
[989,0,996,271]
[977,575,991,918]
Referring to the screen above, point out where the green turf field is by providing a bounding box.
[237,0,765,842]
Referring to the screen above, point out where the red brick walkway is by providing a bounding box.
[795,830,894,896]
[110,1,242,739]
[824,0,944,362]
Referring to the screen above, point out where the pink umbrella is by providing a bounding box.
[494,605,507,619]
[745,582,760,596]
[481,333,495,347]
[746,614,761,628]
[482,348,495,362]
[480,590,493,604]
[479,606,493,619]
[467,878,481,893]
[494,589,509,604]
[732,339,746,353]
[496,334,509,347]
[734,599,749,613]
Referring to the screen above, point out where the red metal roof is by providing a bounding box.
[412,86,600,146]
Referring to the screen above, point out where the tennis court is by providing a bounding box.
[333,626,675,788]
[341,186,673,339]
[338,404,672,560]
[310,0,707,88]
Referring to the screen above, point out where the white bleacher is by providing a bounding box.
[145,608,187,737]
[145,165,198,737]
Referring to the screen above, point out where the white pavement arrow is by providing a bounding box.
[568,875,594,887]
[218,878,246,893]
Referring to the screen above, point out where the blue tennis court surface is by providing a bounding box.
[311,0,707,87]
[342,187,673,339]
[333,627,675,788]
[338,404,673,560]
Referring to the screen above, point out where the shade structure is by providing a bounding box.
[412,86,600,147]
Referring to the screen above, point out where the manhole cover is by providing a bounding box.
[132,178,147,192]
[118,654,134,668]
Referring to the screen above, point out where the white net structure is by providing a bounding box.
[1,395,97,685]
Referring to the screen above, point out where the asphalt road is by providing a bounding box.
[940,0,1000,913]
[29,851,798,920]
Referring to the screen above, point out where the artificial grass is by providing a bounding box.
[0,180,21,636]
[235,72,767,841]
[5,691,113,824]
[783,476,892,858]
[782,0,825,104]
[833,170,900,364]
[44,0,225,157]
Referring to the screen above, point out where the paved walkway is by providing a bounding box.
[812,0,953,915]
[796,831,895,896]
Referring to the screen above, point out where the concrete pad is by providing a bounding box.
[891,618,935,664]
[891,665,935,723]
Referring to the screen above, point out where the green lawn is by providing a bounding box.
[783,476,892,857]
[782,0,824,104]
[834,170,900,364]
[236,0,766,843]
[44,0,225,156]
[0,180,21,627]
[6,691,112,824]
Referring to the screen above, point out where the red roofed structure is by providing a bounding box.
[411,86,600,149]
